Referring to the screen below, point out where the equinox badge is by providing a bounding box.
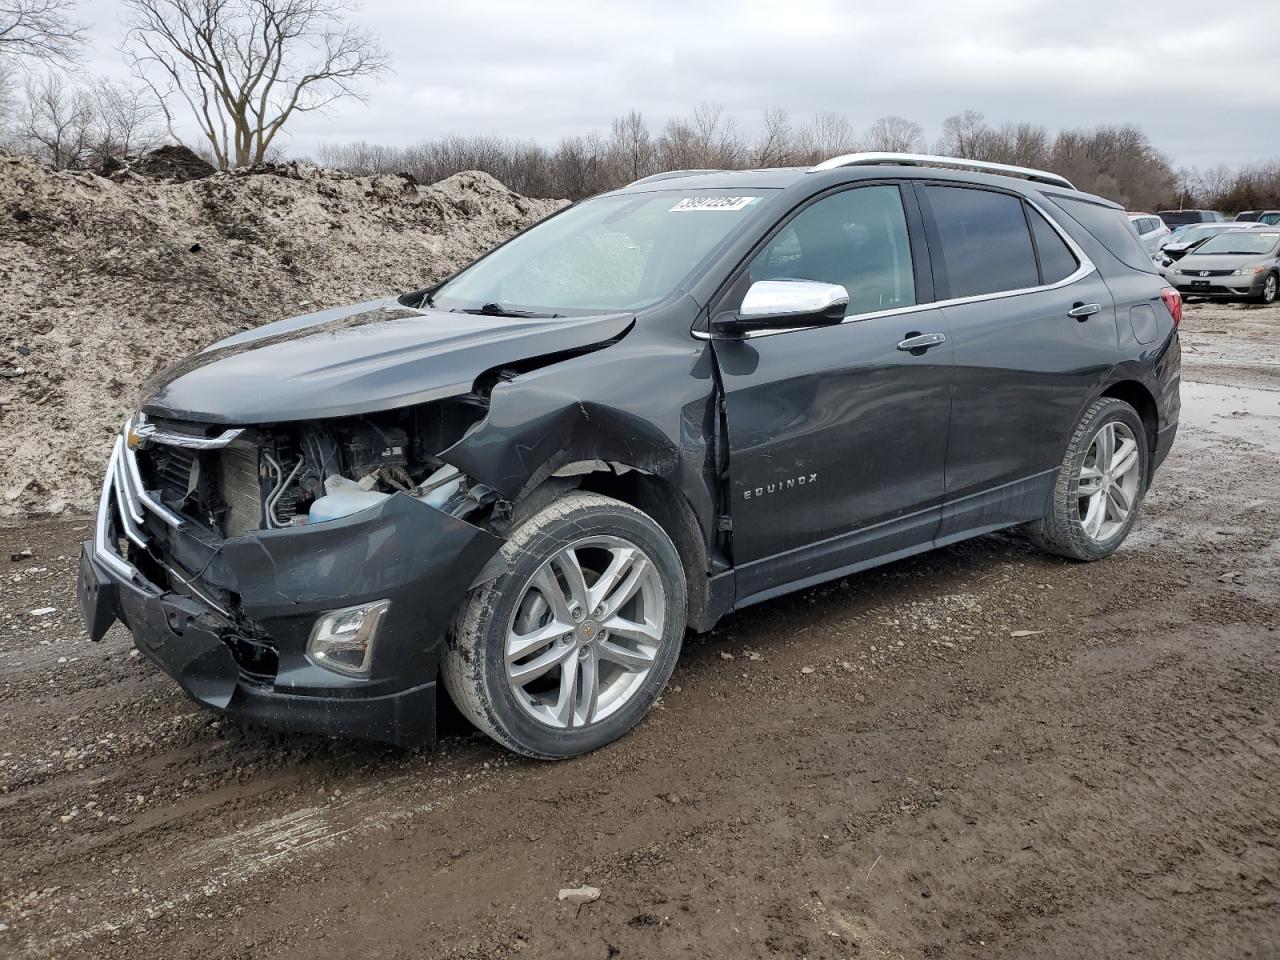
[743,473,818,500]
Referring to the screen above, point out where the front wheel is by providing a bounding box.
[1258,271,1278,305]
[1026,397,1149,561]
[442,492,686,759]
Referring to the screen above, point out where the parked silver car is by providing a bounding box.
[1128,213,1172,254]
[1168,229,1280,303]
[1159,222,1272,262]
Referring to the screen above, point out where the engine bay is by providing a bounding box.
[137,393,505,539]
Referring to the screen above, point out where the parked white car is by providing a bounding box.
[1128,213,1172,255]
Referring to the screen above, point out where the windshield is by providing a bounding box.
[432,191,771,315]
[1173,224,1229,244]
[1193,231,1280,255]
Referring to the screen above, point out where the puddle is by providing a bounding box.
[1180,379,1280,446]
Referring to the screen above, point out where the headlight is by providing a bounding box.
[306,600,390,676]
[1231,265,1266,277]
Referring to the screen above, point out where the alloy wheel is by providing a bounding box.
[1077,420,1142,542]
[505,536,666,729]
[1264,274,1278,304]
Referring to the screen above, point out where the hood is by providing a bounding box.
[141,298,634,424]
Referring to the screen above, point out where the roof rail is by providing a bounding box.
[625,169,724,188]
[809,152,1076,190]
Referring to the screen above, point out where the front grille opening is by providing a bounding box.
[225,633,279,683]
[147,446,198,509]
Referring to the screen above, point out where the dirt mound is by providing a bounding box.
[0,153,564,519]
[99,144,217,182]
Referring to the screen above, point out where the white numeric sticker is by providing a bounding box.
[669,196,757,212]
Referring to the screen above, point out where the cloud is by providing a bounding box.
[77,0,1280,168]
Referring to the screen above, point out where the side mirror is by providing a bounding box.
[712,280,848,335]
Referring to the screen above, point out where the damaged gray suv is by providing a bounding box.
[79,153,1182,758]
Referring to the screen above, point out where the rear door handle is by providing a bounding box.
[1068,302,1101,320]
[896,332,946,352]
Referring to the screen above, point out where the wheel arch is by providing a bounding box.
[509,462,715,634]
[1098,379,1159,482]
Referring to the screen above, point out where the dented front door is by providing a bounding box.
[714,311,953,601]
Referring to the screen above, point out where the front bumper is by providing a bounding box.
[1172,275,1266,298]
[79,438,504,748]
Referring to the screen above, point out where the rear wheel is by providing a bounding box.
[443,492,686,758]
[1026,398,1149,561]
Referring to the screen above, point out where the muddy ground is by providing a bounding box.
[1,301,1278,960]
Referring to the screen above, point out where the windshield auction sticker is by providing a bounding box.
[670,196,758,212]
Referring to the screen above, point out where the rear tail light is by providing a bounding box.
[1160,287,1182,327]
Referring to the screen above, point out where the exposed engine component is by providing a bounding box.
[342,423,409,477]
[261,451,304,529]
[133,402,497,537]
[220,442,264,538]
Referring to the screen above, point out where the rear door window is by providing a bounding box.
[922,185,1039,298]
[1028,208,1080,284]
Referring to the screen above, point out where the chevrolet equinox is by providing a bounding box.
[78,152,1182,758]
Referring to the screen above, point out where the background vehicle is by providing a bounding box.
[1157,209,1226,227]
[1168,229,1280,303]
[1129,213,1172,254]
[1234,210,1280,224]
[1158,222,1271,263]
[79,153,1182,758]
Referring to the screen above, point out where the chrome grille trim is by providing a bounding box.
[122,419,184,528]
[93,439,136,582]
[112,450,148,548]
[133,417,245,450]
[93,424,194,585]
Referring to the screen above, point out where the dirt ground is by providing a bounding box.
[1,300,1278,960]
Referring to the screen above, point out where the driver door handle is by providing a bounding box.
[1068,302,1101,320]
[896,332,946,352]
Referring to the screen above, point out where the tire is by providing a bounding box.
[442,492,686,759]
[1025,397,1149,561]
[1258,271,1278,305]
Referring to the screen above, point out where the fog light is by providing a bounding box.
[306,600,390,677]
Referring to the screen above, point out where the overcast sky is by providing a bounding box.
[78,0,1279,170]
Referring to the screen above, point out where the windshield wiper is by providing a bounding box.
[453,302,564,319]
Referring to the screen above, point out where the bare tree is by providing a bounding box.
[752,106,794,167]
[16,69,93,167]
[0,55,17,120]
[89,78,164,163]
[798,111,858,163]
[607,109,653,182]
[0,0,86,66]
[865,115,922,153]
[122,0,389,169]
[936,109,989,158]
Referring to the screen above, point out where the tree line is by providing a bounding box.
[2,0,1277,214]
[315,107,1280,214]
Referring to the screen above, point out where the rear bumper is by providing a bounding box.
[79,437,505,748]
[1154,420,1177,471]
